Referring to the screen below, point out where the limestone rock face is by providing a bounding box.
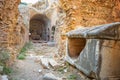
[17,4,30,49]
[60,0,120,31]
[58,0,120,56]
[0,0,20,65]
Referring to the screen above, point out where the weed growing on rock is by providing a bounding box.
[3,66,13,75]
[67,74,77,80]
[18,42,33,60]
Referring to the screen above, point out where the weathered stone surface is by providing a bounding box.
[65,22,120,79]
[1,75,8,80]
[58,1,120,79]
[43,73,58,80]
[30,0,61,42]
[0,0,21,65]
[17,4,30,49]
[49,58,59,68]
[67,22,120,40]
[40,57,50,69]
[58,0,120,57]
[100,40,120,80]
[40,57,59,69]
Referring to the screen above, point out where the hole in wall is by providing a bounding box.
[68,38,86,58]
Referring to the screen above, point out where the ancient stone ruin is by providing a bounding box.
[30,14,50,41]
[66,22,120,79]
[29,0,60,42]
[0,0,120,80]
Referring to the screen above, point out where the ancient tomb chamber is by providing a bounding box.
[30,14,51,41]
[65,22,120,80]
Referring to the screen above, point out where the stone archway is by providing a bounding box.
[30,14,51,41]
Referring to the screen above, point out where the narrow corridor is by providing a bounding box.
[9,43,86,80]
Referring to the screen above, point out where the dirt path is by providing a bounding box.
[9,43,87,80]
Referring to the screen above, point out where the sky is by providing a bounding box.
[21,0,39,4]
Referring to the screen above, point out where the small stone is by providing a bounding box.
[40,57,50,69]
[49,59,59,68]
[43,73,58,80]
[63,69,67,73]
[47,42,56,47]
[1,75,8,80]
[38,69,42,73]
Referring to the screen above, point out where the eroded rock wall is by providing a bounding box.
[0,0,21,65]
[59,0,120,79]
[18,4,30,48]
[59,0,120,56]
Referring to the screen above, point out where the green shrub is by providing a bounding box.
[3,66,13,75]
[17,53,26,60]
[0,50,12,75]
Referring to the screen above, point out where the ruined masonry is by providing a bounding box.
[0,0,120,80]
[66,22,120,79]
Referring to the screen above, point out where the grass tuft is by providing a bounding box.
[67,74,77,80]
[17,42,32,60]
[3,66,13,75]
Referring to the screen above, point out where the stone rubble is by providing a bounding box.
[1,75,8,80]
[49,59,59,68]
[40,57,50,69]
[40,57,60,69]
[42,73,59,80]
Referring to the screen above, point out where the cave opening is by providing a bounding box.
[29,14,51,42]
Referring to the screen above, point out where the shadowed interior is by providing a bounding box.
[30,14,50,41]
[68,38,86,58]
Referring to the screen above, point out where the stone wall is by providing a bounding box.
[0,0,21,65]
[59,0,120,56]
[18,4,30,48]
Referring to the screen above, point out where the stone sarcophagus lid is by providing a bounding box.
[65,22,120,80]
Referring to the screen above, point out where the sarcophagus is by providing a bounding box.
[65,22,120,80]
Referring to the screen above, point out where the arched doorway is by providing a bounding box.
[29,14,50,42]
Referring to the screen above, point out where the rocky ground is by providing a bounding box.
[9,42,90,80]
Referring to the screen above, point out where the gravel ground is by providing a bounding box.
[9,43,90,80]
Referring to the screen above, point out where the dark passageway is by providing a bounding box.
[30,14,51,42]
